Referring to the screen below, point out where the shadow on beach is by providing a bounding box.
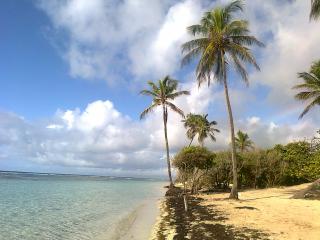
[155,188,269,240]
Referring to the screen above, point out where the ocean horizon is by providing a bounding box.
[0,171,165,240]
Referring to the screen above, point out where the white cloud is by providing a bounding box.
[245,0,320,114]
[36,0,208,82]
[1,96,317,176]
[130,0,204,78]
[13,0,319,175]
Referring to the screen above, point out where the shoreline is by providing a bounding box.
[110,186,166,240]
[151,183,320,239]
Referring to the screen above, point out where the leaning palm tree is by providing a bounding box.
[235,130,254,152]
[140,76,190,186]
[293,61,320,118]
[310,0,320,20]
[181,0,263,199]
[183,113,219,147]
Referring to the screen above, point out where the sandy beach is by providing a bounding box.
[115,199,161,240]
[151,183,320,239]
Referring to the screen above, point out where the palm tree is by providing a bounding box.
[183,113,219,147]
[293,61,320,118]
[181,0,263,199]
[140,76,190,186]
[235,130,254,152]
[310,0,320,20]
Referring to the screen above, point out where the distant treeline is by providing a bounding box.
[173,141,320,193]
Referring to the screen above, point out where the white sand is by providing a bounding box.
[200,183,320,240]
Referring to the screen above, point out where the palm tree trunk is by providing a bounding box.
[188,137,194,147]
[163,105,173,187]
[223,75,239,199]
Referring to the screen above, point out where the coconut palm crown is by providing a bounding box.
[181,0,263,199]
[235,130,254,152]
[140,76,190,186]
[293,61,320,119]
[183,113,220,147]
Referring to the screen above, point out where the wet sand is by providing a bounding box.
[118,199,162,240]
[117,185,166,240]
[151,184,320,240]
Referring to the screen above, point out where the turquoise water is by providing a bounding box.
[0,171,164,240]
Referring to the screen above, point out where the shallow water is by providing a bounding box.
[0,171,164,240]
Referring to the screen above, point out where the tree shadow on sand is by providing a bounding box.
[156,188,270,240]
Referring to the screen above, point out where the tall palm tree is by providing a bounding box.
[183,113,219,147]
[140,76,190,186]
[181,0,263,199]
[235,130,254,152]
[310,0,320,20]
[293,61,320,118]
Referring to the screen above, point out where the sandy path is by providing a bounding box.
[200,183,320,240]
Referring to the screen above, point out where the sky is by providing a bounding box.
[0,0,319,177]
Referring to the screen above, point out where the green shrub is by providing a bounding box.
[173,146,216,193]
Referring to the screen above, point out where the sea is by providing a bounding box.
[0,171,165,240]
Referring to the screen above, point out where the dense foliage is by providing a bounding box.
[175,141,320,192]
[173,146,216,193]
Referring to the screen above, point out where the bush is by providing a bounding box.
[173,146,216,193]
[204,151,232,189]
[174,141,320,191]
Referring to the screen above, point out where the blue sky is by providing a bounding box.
[0,0,148,120]
[0,0,319,176]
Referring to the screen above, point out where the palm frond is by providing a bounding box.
[167,90,190,100]
[140,89,159,98]
[187,24,206,36]
[225,0,244,14]
[299,98,320,119]
[228,43,260,70]
[310,0,320,20]
[165,101,185,118]
[140,103,159,120]
[295,91,320,101]
[181,0,262,89]
[231,35,265,48]
[231,52,249,85]
[147,81,159,93]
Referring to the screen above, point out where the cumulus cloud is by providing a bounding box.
[5,0,317,175]
[245,1,320,115]
[36,0,208,82]
[36,1,320,115]
[0,95,317,176]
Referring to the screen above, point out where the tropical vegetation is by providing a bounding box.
[173,146,216,194]
[140,76,189,186]
[174,140,320,192]
[293,60,320,118]
[139,0,320,201]
[181,0,263,199]
[235,130,254,152]
[182,113,219,147]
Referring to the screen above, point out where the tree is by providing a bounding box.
[293,61,320,119]
[182,113,219,147]
[173,146,216,194]
[140,76,190,186]
[181,0,263,199]
[310,0,320,20]
[235,130,254,152]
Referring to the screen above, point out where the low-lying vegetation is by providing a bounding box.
[173,140,320,193]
